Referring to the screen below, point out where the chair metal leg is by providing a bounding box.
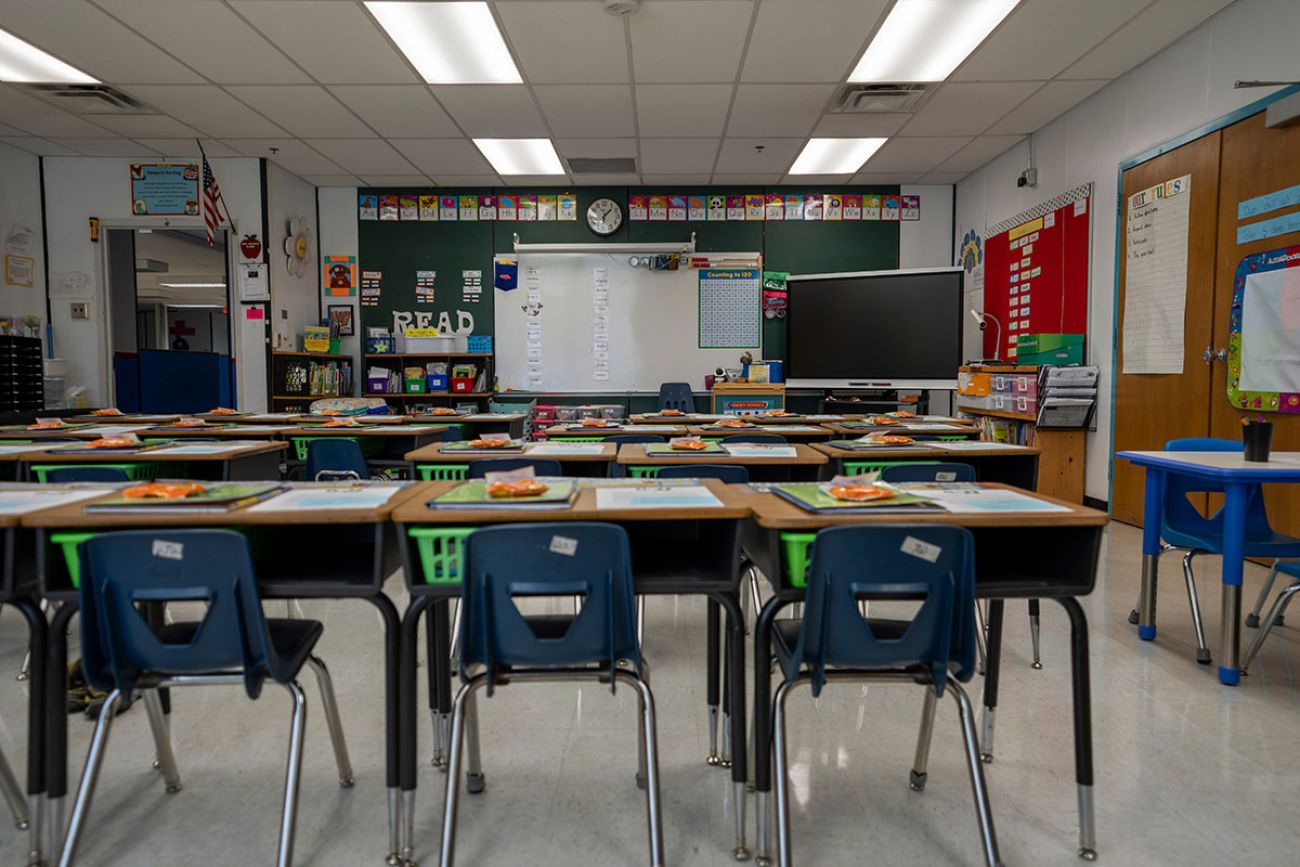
[276,680,308,867]
[636,596,646,645]
[623,672,665,867]
[747,564,763,637]
[1028,599,1042,670]
[0,742,28,829]
[973,600,988,675]
[706,599,721,766]
[1247,561,1287,628]
[949,678,1003,867]
[909,688,939,792]
[1241,582,1300,673]
[439,677,483,867]
[306,656,354,787]
[772,680,795,867]
[17,650,29,682]
[142,691,181,793]
[1182,551,1213,664]
[464,690,485,795]
[448,598,462,658]
[56,689,123,867]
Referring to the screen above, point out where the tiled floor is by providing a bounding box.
[0,521,1297,866]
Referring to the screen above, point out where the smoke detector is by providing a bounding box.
[603,0,641,15]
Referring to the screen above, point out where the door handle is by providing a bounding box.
[1202,346,1228,365]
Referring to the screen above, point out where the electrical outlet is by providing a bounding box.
[70,302,90,320]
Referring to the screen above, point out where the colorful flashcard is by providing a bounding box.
[629,194,648,221]
[824,194,843,220]
[901,194,920,221]
[688,196,706,221]
[439,195,459,221]
[745,194,765,220]
[707,195,726,221]
[649,195,668,221]
[668,195,687,221]
[518,194,537,221]
[726,195,745,220]
[765,193,784,220]
[478,195,497,221]
[538,194,557,221]
[459,195,478,221]
[842,193,862,220]
[415,270,436,303]
[498,194,517,221]
[784,193,804,220]
[418,194,437,221]
[398,195,418,220]
[557,193,577,221]
[863,194,881,220]
[804,194,823,220]
[358,194,378,221]
[882,195,901,221]
[379,195,399,221]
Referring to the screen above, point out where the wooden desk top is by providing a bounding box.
[66,414,180,424]
[811,441,1041,460]
[616,443,828,466]
[391,478,750,524]
[138,425,291,438]
[406,442,616,463]
[685,425,831,438]
[538,424,687,437]
[822,422,979,437]
[744,482,1107,530]
[21,483,427,528]
[410,413,528,424]
[280,424,448,437]
[630,413,848,424]
[2,440,287,463]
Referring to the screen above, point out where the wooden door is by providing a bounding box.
[1111,131,1222,525]
[1209,112,1300,537]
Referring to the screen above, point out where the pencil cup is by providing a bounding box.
[1243,421,1273,462]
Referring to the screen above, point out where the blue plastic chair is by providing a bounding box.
[879,462,976,483]
[1243,559,1300,672]
[657,464,749,483]
[43,466,131,483]
[306,438,370,481]
[657,382,693,412]
[768,525,999,867]
[465,457,563,479]
[723,433,786,444]
[441,427,464,443]
[62,529,353,867]
[440,523,663,867]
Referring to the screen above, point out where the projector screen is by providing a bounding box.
[785,267,964,388]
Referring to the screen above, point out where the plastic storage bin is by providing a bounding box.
[409,526,476,584]
[427,373,449,391]
[450,376,475,393]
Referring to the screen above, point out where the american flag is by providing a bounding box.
[201,152,225,247]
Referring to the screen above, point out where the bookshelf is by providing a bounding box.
[363,351,496,411]
[270,351,354,413]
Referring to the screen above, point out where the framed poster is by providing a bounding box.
[327,304,355,336]
[130,163,200,216]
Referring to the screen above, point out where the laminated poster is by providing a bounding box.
[882,195,901,221]
[862,194,881,220]
[726,195,745,221]
[707,195,726,221]
[557,194,577,221]
[688,196,706,221]
[843,193,862,220]
[765,194,784,221]
[358,194,378,221]
[629,194,648,221]
[498,194,517,221]
[323,255,357,297]
[901,195,920,221]
[459,195,478,221]
[479,195,497,221]
[418,195,437,221]
[439,196,459,221]
[745,194,765,220]
[379,195,399,221]
[668,195,687,221]
[649,195,668,221]
[518,194,537,221]
[398,195,418,220]
[538,195,557,221]
[784,194,804,221]
[824,194,843,221]
[804,195,823,221]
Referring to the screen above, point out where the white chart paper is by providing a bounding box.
[1122,174,1191,374]
[1240,267,1300,393]
[595,486,722,509]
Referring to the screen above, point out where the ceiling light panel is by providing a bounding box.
[0,27,97,83]
[364,1,521,84]
[473,138,565,176]
[850,0,1021,83]
[789,138,888,174]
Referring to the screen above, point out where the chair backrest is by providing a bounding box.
[786,525,977,698]
[657,382,694,412]
[1162,437,1268,538]
[306,438,369,481]
[723,433,787,444]
[77,529,287,698]
[880,462,976,483]
[460,523,641,694]
[44,466,131,483]
[657,464,749,483]
[441,427,464,442]
[466,457,563,479]
[603,434,666,444]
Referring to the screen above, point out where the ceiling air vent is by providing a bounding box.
[568,157,637,174]
[832,84,933,114]
[19,83,148,113]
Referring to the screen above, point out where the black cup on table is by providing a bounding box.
[1243,420,1274,462]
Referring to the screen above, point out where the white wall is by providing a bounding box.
[266,162,322,353]
[953,0,1300,502]
[0,140,46,327]
[42,156,264,408]
[317,186,361,377]
[899,184,954,269]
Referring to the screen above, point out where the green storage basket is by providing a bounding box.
[30,462,166,483]
[780,532,818,589]
[842,460,941,477]
[626,466,663,478]
[50,531,99,589]
[291,435,383,462]
[409,526,476,584]
[417,464,468,481]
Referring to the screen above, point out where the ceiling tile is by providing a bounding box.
[919,172,969,184]
[717,139,803,174]
[0,0,206,83]
[900,82,1043,136]
[0,86,114,137]
[811,113,911,137]
[225,86,372,138]
[304,174,361,186]
[727,85,836,137]
[741,0,888,82]
[50,137,158,156]
[501,175,570,186]
[0,122,25,136]
[639,139,720,174]
[636,85,733,137]
[433,174,502,186]
[431,86,548,137]
[555,139,638,158]
[641,174,713,186]
[138,139,242,158]
[630,0,752,83]
[125,86,288,137]
[954,0,1154,82]
[860,137,970,173]
[711,173,783,185]
[984,80,1109,135]
[933,135,1024,173]
[0,136,82,156]
[535,85,635,138]
[308,139,418,175]
[497,1,629,83]
[223,139,344,175]
[1062,0,1232,79]
[96,0,309,84]
[329,86,460,137]
[568,173,642,185]
[362,175,431,187]
[390,139,494,176]
[849,171,923,184]
[230,0,418,84]
[87,114,197,138]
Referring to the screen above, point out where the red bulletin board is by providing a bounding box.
[982,183,1091,359]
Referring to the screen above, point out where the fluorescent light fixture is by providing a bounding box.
[159,282,226,289]
[789,138,888,175]
[849,0,1020,83]
[0,27,97,83]
[364,1,521,84]
[473,139,565,176]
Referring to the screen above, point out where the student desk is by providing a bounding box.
[404,441,617,478]
[0,424,162,440]
[739,483,1107,863]
[630,414,848,425]
[136,424,295,439]
[616,443,828,482]
[1116,450,1300,685]
[812,441,1040,489]
[685,425,834,441]
[536,424,688,438]
[283,424,448,476]
[410,413,528,438]
[3,440,287,481]
[21,483,425,866]
[64,414,180,424]
[822,421,980,439]
[390,478,753,862]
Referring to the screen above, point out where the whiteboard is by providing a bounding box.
[495,253,762,392]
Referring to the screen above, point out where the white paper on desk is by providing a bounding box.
[902,423,967,430]
[596,485,722,510]
[250,485,403,512]
[722,445,798,458]
[932,441,1025,451]
[0,489,107,514]
[156,442,260,455]
[82,425,151,435]
[526,443,606,455]
[894,484,1069,514]
[0,443,43,454]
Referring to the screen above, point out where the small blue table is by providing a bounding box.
[1116,450,1300,685]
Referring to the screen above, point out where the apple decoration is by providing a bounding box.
[239,234,263,261]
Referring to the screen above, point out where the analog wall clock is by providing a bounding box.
[586,197,623,237]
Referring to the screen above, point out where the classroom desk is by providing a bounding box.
[409,413,529,438]
[136,424,295,438]
[685,425,834,441]
[812,441,1040,489]
[616,442,828,482]
[390,478,752,862]
[404,441,617,477]
[822,421,980,438]
[739,483,1107,863]
[64,414,180,424]
[0,424,158,440]
[537,424,688,438]
[284,424,448,476]
[3,440,287,481]
[21,482,425,866]
[1116,450,1300,685]
[630,414,849,425]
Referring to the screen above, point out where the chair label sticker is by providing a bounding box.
[549,535,578,557]
[151,540,184,561]
[900,536,941,563]
[935,471,957,482]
